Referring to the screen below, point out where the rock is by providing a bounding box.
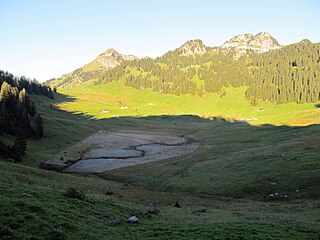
[85,197,95,204]
[146,209,160,215]
[64,187,85,200]
[174,201,181,208]
[128,216,139,223]
[108,218,123,225]
[50,228,64,240]
[193,208,208,214]
[147,202,160,215]
[105,187,113,195]
[39,162,66,172]
[186,208,193,214]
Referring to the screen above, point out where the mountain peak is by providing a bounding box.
[220,32,281,58]
[95,48,138,69]
[255,31,271,36]
[299,39,312,44]
[50,48,138,88]
[99,48,120,57]
[179,39,207,56]
[251,32,280,49]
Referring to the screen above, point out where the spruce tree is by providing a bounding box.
[34,114,44,138]
[12,136,27,162]
[18,88,27,105]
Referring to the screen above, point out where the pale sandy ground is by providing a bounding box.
[63,130,198,173]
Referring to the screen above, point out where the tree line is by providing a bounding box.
[0,71,51,161]
[97,41,320,104]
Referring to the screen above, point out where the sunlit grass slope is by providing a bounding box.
[58,80,320,126]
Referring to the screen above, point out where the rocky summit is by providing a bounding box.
[96,48,138,69]
[178,39,208,56]
[48,48,138,88]
[220,32,281,58]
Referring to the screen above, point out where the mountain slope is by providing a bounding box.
[48,49,138,88]
[48,32,279,88]
[49,33,320,105]
[96,39,319,104]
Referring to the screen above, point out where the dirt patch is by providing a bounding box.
[63,130,198,173]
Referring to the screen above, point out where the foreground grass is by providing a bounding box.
[1,161,319,240]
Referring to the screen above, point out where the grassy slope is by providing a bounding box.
[1,87,320,239]
[58,80,320,126]
[1,157,320,239]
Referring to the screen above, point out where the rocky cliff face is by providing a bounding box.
[177,33,280,58]
[220,32,281,58]
[178,39,208,56]
[95,48,138,69]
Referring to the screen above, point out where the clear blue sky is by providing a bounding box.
[1,0,319,82]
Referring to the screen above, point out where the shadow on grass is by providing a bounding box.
[51,91,320,130]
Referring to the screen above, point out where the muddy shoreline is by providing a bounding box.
[62,130,198,173]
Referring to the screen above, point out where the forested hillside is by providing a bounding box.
[246,40,320,104]
[96,40,320,104]
[0,71,53,161]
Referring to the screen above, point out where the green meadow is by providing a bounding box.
[59,80,320,126]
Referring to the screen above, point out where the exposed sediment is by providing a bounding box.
[63,130,198,173]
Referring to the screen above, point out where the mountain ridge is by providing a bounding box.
[48,32,316,90]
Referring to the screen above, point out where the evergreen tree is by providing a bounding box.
[0,81,12,102]
[34,114,44,138]
[29,102,36,117]
[12,136,27,162]
[0,70,48,161]
[18,88,27,105]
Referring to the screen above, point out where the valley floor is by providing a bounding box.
[1,92,320,239]
[59,81,320,126]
